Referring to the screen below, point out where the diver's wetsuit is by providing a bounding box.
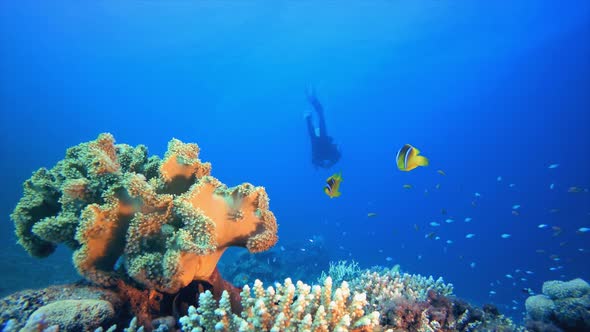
[305,94,341,169]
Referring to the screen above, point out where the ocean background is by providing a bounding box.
[1,0,589,324]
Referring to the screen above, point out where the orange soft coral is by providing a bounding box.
[75,135,277,293]
[172,177,278,285]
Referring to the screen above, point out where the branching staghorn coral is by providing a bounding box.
[179,277,381,332]
[318,260,364,287]
[11,133,278,293]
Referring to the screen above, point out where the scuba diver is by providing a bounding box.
[304,89,341,169]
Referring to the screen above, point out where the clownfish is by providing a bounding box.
[324,172,342,198]
[396,144,429,171]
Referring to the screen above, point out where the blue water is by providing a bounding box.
[1,0,589,323]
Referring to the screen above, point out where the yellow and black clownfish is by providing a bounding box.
[396,144,429,171]
[324,172,342,198]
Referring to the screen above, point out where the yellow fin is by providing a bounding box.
[415,156,429,167]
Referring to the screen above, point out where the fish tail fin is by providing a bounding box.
[416,156,429,167]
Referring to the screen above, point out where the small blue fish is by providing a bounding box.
[505,274,513,279]
[501,234,511,239]
[464,217,472,222]
[445,218,454,224]
[550,183,555,190]
[446,240,453,244]
[578,227,590,233]
[465,233,476,239]
[385,256,393,262]
[509,183,516,188]
[512,204,521,210]
[497,176,502,182]
[538,224,549,229]
[470,262,476,268]
[474,192,481,197]
[548,164,560,169]
[429,222,440,227]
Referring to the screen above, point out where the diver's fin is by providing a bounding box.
[415,156,429,167]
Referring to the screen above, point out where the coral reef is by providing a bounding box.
[0,265,527,332]
[176,263,521,332]
[525,278,590,332]
[334,262,520,332]
[179,277,380,331]
[11,133,278,293]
